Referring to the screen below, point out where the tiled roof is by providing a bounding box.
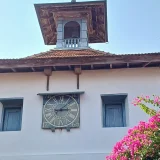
[0,48,160,73]
[25,48,112,59]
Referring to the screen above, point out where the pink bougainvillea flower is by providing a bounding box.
[106,96,160,160]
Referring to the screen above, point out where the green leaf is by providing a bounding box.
[139,104,157,116]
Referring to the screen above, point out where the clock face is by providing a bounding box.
[43,95,80,128]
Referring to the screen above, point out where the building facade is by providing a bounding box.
[0,67,160,160]
[0,1,160,160]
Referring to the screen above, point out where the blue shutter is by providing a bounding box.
[3,108,21,131]
[105,104,123,127]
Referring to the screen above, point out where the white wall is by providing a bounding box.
[0,68,159,160]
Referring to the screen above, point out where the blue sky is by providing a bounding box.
[0,0,160,58]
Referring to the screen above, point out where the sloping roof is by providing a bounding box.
[35,1,107,45]
[0,48,160,73]
[25,48,112,59]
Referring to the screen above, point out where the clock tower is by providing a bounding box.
[35,0,108,49]
[34,0,108,131]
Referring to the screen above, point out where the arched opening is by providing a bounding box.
[64,21,80,39]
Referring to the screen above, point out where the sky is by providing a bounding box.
[0,0,160,58]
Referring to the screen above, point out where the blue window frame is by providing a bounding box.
[101,94,127,127]
[3,107,22,131]
[0,98,23,131]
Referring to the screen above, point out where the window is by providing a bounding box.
[101,94,127,127]
[64,21,80,39]
[0,98,23,131]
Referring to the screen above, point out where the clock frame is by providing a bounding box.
[42,94,80,131]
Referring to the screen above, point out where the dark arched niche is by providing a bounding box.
[64,21,80,39]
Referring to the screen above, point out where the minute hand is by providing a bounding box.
[55,103,69,111]
[60,103,69,109]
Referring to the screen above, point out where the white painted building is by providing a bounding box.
[0,1,159,160]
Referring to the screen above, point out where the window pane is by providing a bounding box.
[105,104,123,127]
[3,108,21,131]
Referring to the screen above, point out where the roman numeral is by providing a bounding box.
[58,120,63,126]
[45,113,52,118]
[59,96,64,104]
[68,102,76,107]
[71,108,78,112]
[65,118,71,125]
[50,117,56,123]
[68,113,75,119]
[44,108,52,112]
[65,97,70,104]
[52,97,58,104]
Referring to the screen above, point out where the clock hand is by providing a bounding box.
[55,103,70,111]
[55,108,70,111]
[60,108,70,111]
[54,102,70,112]
[60,103,69,110]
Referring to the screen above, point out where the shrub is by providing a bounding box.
[106,95,160,160]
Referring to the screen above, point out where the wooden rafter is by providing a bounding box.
[11,68,16,72]
[143,62,151,68]
[31,67,35,72]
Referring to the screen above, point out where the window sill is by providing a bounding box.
[102,126,128,129]
[0,130,21,132]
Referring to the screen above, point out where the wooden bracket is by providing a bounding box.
[74,66,82,75]
[74,66,81,89]
[44,67,52,91]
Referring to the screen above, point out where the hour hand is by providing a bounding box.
[55,108,70,111]
[60,108,70,111]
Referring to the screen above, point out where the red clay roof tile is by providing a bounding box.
[25,48,113,59]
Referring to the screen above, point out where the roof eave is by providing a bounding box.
[0,54,160,73]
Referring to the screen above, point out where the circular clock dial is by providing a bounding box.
[43,95,79,127]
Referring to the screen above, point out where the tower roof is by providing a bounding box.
[35,1,108,45]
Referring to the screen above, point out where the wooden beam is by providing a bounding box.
[11,68,16,72]
[74,66,81,75]
[44,67,52,76]
[31,67,35,72]
[77,74,79,89]
[143,62,151,68]
[46,76,50,91]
